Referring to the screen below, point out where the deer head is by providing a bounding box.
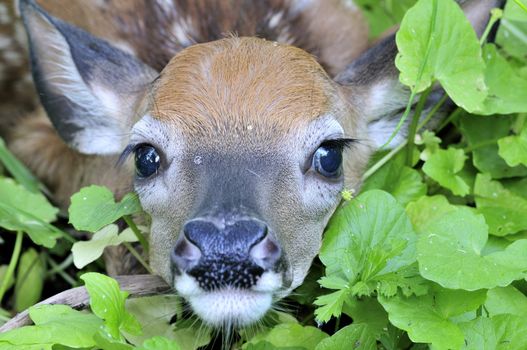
[18,0,500,327]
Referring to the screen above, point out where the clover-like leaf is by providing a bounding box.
[69,186,142,232]
[474,173,527,236]
[72,224,138,269]
[422,148,470,196]
[498,124,527,168]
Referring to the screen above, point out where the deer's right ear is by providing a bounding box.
[20,0,157,155]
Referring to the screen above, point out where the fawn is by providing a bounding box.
[1,0,498,327]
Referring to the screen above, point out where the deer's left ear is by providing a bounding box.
[334,0,503,149]
[20,0,157,155]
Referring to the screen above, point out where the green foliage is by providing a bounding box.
[243,324,328,350]
[80,273,142,340]
[396,0,486,110]
[0,274,182,350]
[69,186,142,233]
[422,147,470,196]
[72,225,138,269]
[0,177,60,248]
[14,248,44,312]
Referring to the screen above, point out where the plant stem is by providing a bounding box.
[479,8,504,45]
[47,256,76,286]
[381,0,438,149]
[123,242,154,275]
[417,94,448,130]
[362,141,407,182]
[123,215,149,253]
[46,254,74,277]
[406,87,433,166]
[438,107,463,131]
[0,231,23,305]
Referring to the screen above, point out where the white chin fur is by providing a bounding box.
[175,272,282,327]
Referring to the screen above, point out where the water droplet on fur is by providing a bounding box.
[247,124,253,131]
[194,156,203,165]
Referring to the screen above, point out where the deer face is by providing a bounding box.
[123,39,370,325]
[18,0,498,327]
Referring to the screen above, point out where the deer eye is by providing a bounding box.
[134,144,160,178]
[312,143,343,178]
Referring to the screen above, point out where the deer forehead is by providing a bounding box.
[149,37,344,142]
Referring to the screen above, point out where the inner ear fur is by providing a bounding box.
[19,0,157,155]
[335,0,504,149]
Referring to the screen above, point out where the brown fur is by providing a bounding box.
[152,37,337,145]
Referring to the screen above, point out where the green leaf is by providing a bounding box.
[460,314,527,350]
[416,130,441,161]
[136,337,181,350]
[422,147,470,196]
[396,0,487,111]
[478,44,527,114]
[474,173,527,236]
[417,206,527,290]
[406,195,458,234]
[315,324,377,350]
[313,289,349,323]
[496,0,527,62]
[485,286,527,317]
[14,248,45,312]
[356,0,417,39]
[361,157,426,206]
[459,115,527,179]
[379,286,486,350]
[72,224,138,269]
[316,190,417,321]
[0,177,60,247]
[0,137,40,193]
[80,273,142,340]
[498,124,527,167]
[244,324,328,350]
[0,304,102,349]
[69,186,142,232]
[342,297,389,337]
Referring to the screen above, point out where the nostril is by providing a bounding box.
[250,234,281,270]
[171,236,202,272]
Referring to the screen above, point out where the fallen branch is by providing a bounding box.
[0,274,170,333]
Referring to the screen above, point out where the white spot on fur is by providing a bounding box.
[0,36,12,50]
[0,3,11,24]
[268,11,284,28]
[290,0,314,14]
[156,0,174,14]
[112,40,136,56]
[170,17,196,47]
[276,27,295,44]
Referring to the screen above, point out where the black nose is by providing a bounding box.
[171,218,281,290]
